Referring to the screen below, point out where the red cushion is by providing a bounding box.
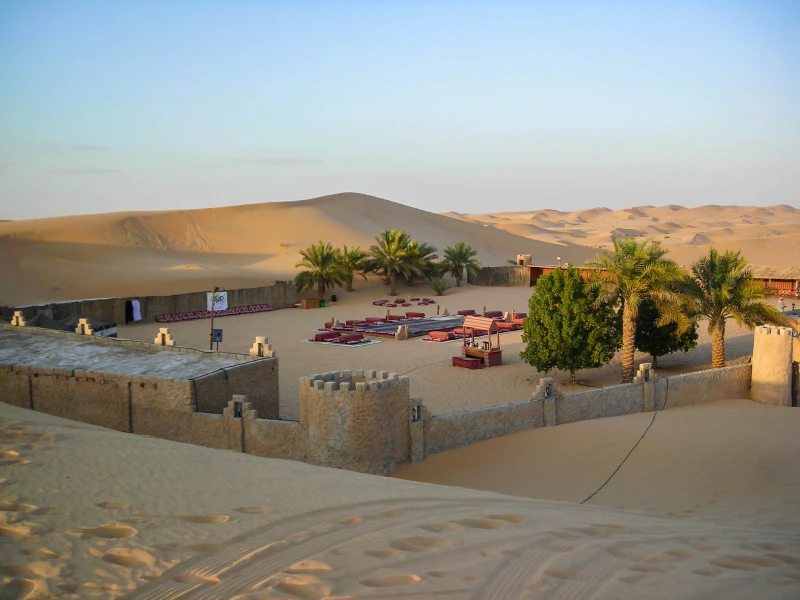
[313,331,339,342]
[387,314,405,321]
[484,311,504,319]
[406,312,425,318]
[458,309,477,316]
[337,333,364,343]
[365,317,385,324]
[429,331,453,341]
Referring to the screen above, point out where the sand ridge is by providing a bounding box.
[1,403,798,599]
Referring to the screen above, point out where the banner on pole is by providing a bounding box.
[207,291,228,311]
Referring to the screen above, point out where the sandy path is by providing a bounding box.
[1,403,798,599]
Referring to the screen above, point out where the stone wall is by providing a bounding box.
[299,370,413,475]
[467,266,530,287]
[751,325,794,406]
[654,364,752,410]
[191,359,279,419]
[1,281,297,325]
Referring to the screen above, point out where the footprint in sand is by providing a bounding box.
[360,574,421,588]
[390,536,453,552]
[765,553,800,565]
[708,558,759,572]
[487,513,526,524]
[427,570,478,582]
[103,549,157,569]
[0,523,33,541]
[0,562,61,579]
[0,499,37,512]
[79,524,137,539]
[173,514,229,524]
[0,578,37,599]
[724,555,782,568]
[627,563,673,574]
[418,522,462,533]
[665,548,695,559]
[454,518,507,530]
[285,560,333,575]
[275,575,331,599]
[95,501,130,510]
[381,508,404,518]
[339,515,363,526]
[233,506,270,514]
[364,549,405,559]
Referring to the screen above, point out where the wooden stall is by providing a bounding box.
[460,315,503,367]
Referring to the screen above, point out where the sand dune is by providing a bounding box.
[2,400,798,599]
[462,204,800,275]
[0,193,593,306]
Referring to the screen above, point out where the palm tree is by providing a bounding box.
[682,249,789,368]
[403,240,438,286]
[294,241,347,299]
[441,242,482,286]
[367,229,420,296]
[587,236,686,383]
[337,245,368,292]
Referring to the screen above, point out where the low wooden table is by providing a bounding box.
[462,346,503,367]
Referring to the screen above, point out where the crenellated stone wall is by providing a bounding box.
[299,370,413,475]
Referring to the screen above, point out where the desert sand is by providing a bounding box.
[1,401,799,599]
[1,194,799,598]
[3,193,797,308]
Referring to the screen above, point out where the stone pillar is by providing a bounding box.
[75,318,95,336]
[751,326,794,406]
[634,363,655,411]
[10,311,27,327]
[248,336,275,358]
[534,378,557,427]
[154,328,175,347]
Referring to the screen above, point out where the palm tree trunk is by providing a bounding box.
[621,302,636,383]
[317,282,326,300]
[709,320,726,368]
[345,277,354,292]
[389,271,397,296]
[652,355,658,368]
[455,273,461,287]
[570,369,576,383]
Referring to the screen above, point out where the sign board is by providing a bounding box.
[207,291,228,311]
[212,329,223,343]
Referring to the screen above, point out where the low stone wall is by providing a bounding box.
[420,364,754,459]
[424,399,544,456]
[467,266,530,287]
[1,281,297,326]
[191,359,279,419]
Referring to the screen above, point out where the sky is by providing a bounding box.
[0,0,798,220]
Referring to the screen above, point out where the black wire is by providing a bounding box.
[580,372,670,505]
[581,411,658,504]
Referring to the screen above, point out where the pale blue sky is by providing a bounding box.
[1,0,798,219]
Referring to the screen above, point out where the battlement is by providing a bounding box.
[755,325,795,337]
[301,369,409,394]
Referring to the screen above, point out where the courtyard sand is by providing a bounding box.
[1,400,799,599]
[116,280,761,420]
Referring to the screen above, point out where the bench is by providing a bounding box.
[484,310,504,319]
[458,309,477,316]
[405,312,425,318]
[452,356,482,369]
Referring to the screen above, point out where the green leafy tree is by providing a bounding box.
[294,241,347,299]
[682,249,789,368]
[367,229,420,296]
[587,235,686,383]
[336,245,368,292]
[635,299,698,368]
[441,242,482,287]
[521,266,621,383]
